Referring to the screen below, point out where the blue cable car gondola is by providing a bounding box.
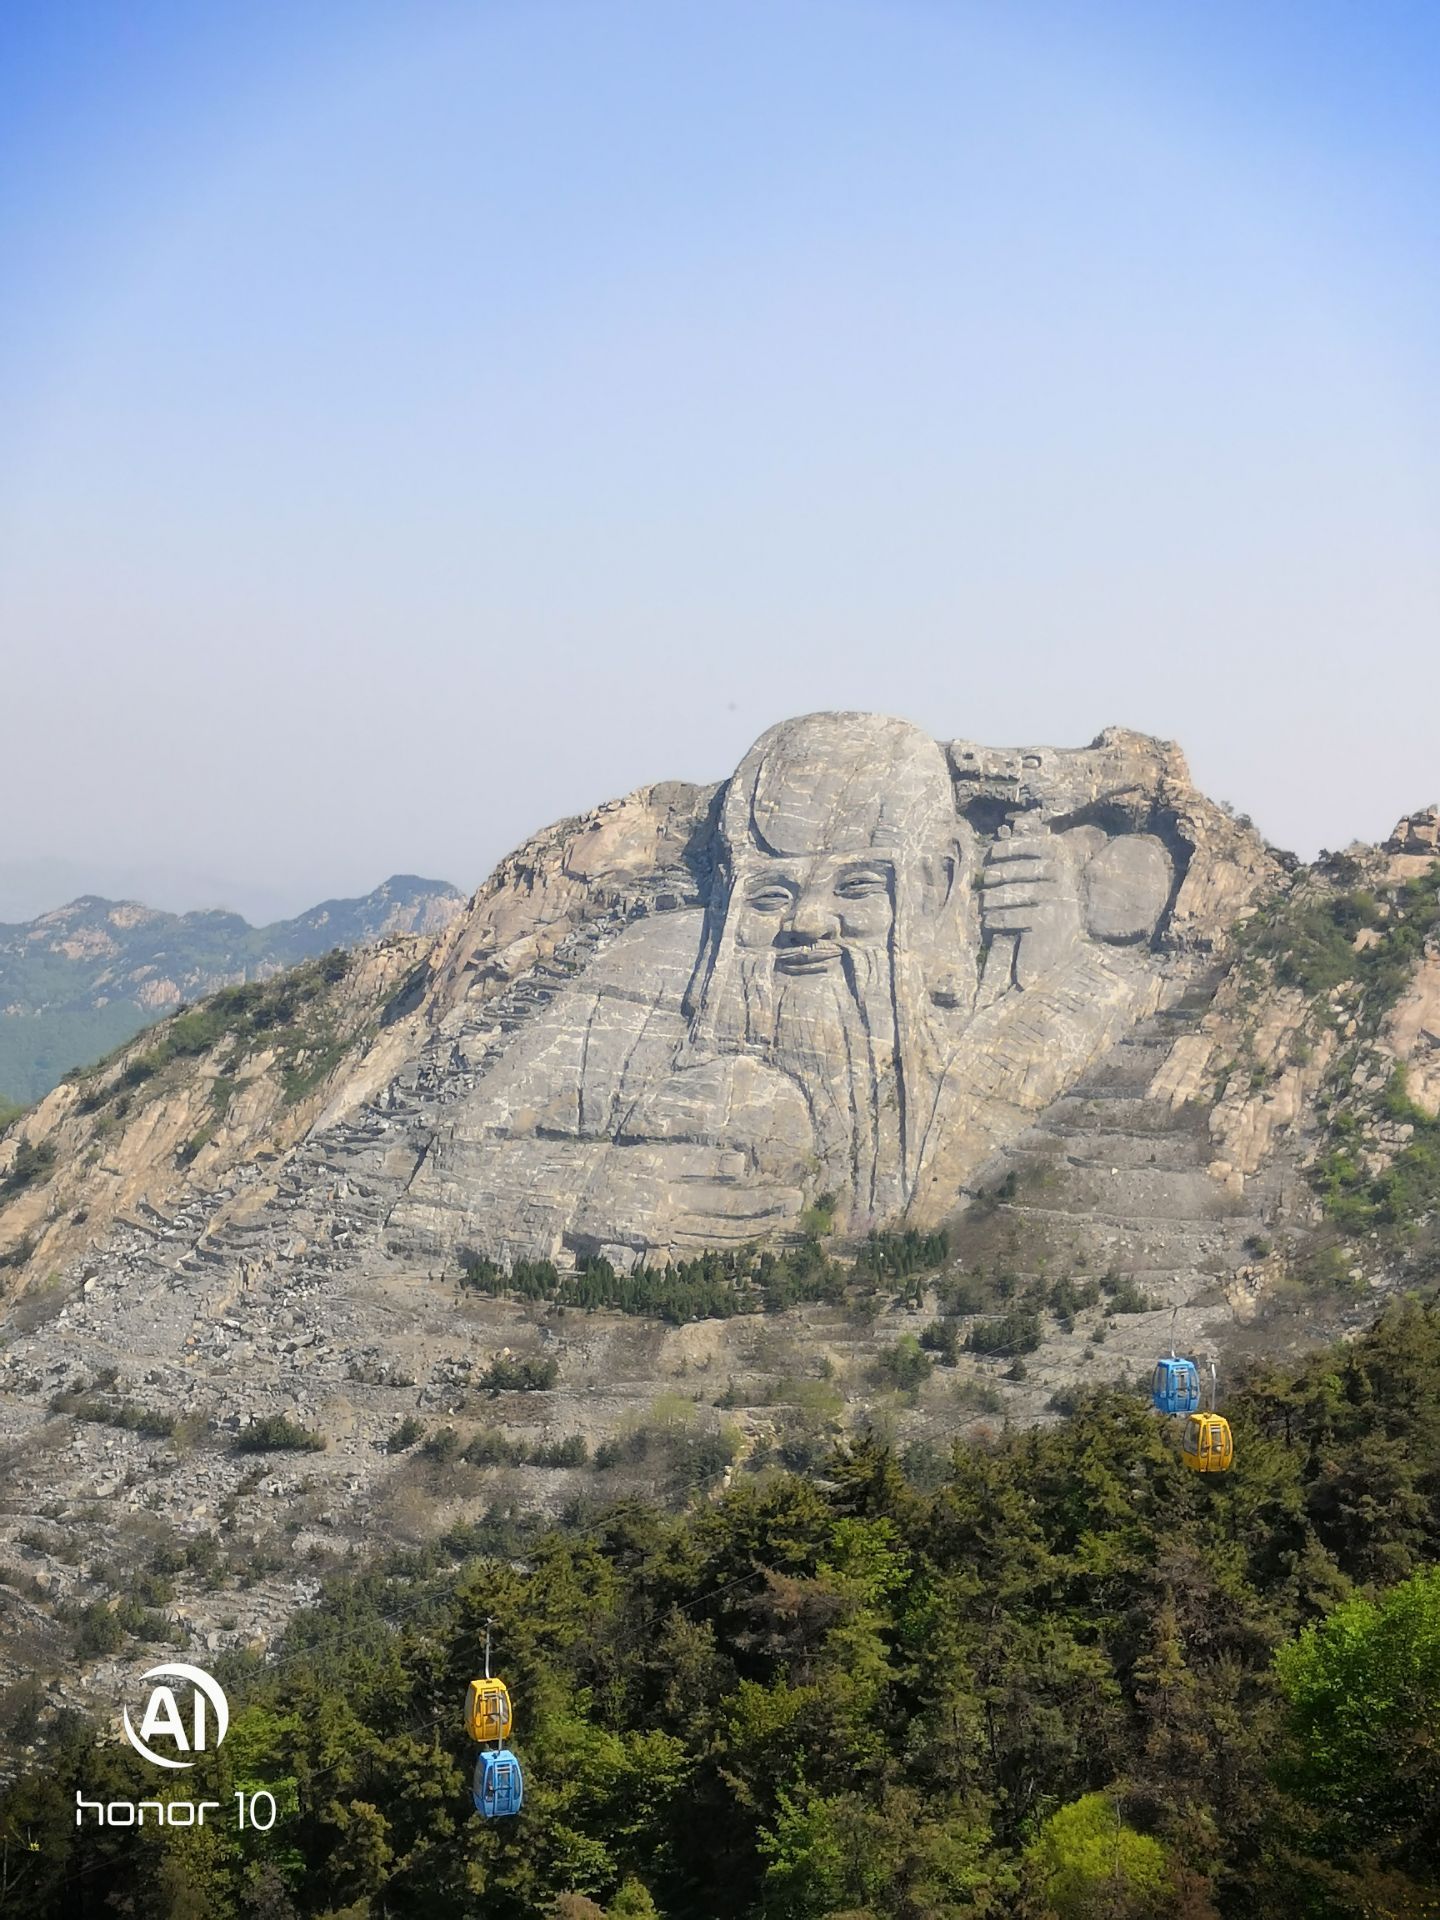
[1150,1354,1201,1415]
[473,1748,524,1819]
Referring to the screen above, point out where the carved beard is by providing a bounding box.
[726,944,905,1222]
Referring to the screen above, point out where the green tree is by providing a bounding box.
[760,1783,997,1919]
[606,1879,661,1916]
[1276,1564,1440,1859]
[1022,1794,1170,1920]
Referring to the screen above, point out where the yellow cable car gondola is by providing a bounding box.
[465,1676,513,1745]
[1181,1410,1233,1472]
[1179,1360,1234,1472]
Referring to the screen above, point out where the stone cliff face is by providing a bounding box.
[7,723,1436,1299]
[391,716,1277,1265]
[0,717,1288,1285]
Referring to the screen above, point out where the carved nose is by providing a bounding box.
[783,900,840,942]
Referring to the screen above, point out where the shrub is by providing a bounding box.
[594,1429,651,1471]
[480,1353,560,1393]
[799,1192,837,1236]
[952,1377,1004,1414]
[966,1311,1041,1356]
[69,1600,125,1659]
[421,1427,463,1465]
[0,1675,43,1742]
[1047,1275,1100,1316]
[463,1428,515,1466]
[459,1242,848,1324]
[233,1415,326,1454]
[1298,1242,1358,1291]
[607,1880,661,1917]
[0,1138,55,1200]
[459,1426,585,1470]
[128,1568,176,1609]
[384,1416,426,1453]
[676,1424,743,1482]
[48,1391,176,1439]
[854,1227,949,1281]
[873,1335,933,1391]
[917,1319,960,1364]
[935,1272,995,1315]
[1103,1278,1156,1315]
[111,1597,184,1647]
[592,1417,736,1484]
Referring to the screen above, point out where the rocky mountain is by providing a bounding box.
[0,874,466,1110]
[0,712,1436,1711]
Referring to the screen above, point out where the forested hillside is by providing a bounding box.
[0,877,463,1108]
[5,1301,1440,1919]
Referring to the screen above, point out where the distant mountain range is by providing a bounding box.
[0,874,466,1107]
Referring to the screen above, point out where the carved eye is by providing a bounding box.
[746,886,795,913]
[834,870,889,900]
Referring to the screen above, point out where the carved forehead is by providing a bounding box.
[723,713,957,859]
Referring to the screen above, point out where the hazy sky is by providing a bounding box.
[2,1,1438,923]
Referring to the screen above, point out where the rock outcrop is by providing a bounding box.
[1385,805,1440,861]
[0,715,1283,1284]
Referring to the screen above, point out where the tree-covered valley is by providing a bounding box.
[6,1299,1440,1919]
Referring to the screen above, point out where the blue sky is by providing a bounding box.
[1,1,1437,919]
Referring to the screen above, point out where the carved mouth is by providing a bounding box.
[775,944,842,974]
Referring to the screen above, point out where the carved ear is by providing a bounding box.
[919,820,978,913]
[917,851,957,913]
[921,827,980,1010]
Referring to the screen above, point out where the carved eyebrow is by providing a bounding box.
[833,863,892,883]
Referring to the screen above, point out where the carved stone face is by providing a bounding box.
[735,853,896,977]
[690,713,971,1039]
[686,713,976,1221]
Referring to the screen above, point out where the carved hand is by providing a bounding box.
[980,817,1084,990]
